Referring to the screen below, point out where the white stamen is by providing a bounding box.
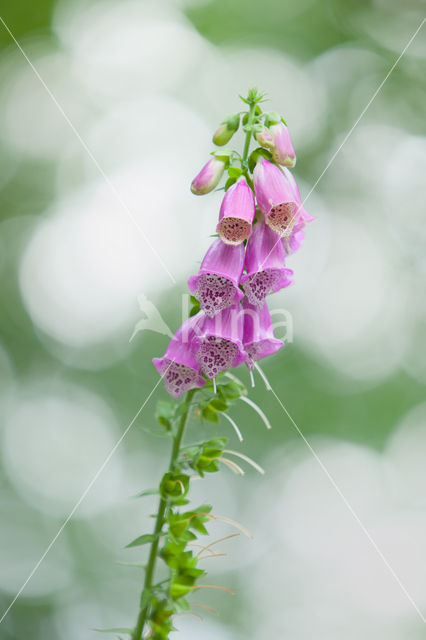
[240,395,272,430]
[249,369,255,388]
[224,449,265,475]
[254,362,272,390]
[219,456,245,475]
[222,412,244,442]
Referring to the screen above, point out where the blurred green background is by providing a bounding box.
[0,0,425,638]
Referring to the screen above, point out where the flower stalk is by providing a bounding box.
[132,389,196,640]
[122,87,313,640]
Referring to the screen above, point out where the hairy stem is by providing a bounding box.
[242,100,257,166]
[132,388,196,640]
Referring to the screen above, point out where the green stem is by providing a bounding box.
[242,100,257,166]
[132,388,196,640]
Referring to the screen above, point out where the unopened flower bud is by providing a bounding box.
[212,114,240,146]
[191,156,226,195]
[255,126,274,150]
[269,121,296,167]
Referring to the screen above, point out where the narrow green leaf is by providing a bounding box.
[93,628,133,635]
[134,489,159,498]
[125,533,156,548]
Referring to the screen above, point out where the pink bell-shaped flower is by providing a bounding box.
[241,221,293,307]
[191,157,225,195]
[188,238,245,317]
[216,177,255,245]
[242,299,284,370]
[193,305,246,379]
[253,158,313,238]
[269,121,296,167]
[153,316,205,398]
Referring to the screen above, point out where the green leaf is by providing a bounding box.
[134,488,159,498]
[93,628,133,635]
[189,296,201,317]
[155,400,175,431]
[125,533,157,548]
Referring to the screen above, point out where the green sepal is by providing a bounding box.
[217,380,245,400]
[264,110,281,125]
[209,397,228,411]
[201,405,219,423]
[227,166,243,180]
[160,472,190,502]
[170,582,192,600]
[248,147,272,173]
[224,176,237,191]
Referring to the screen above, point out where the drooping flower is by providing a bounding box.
[213,114,240,146]
[191,157,225,195]
[269,121,296,167]
[193,305,246,379]
[253,157,302,238]
[241,221,293,307]
[153,316,205,398]
[188,238,245,317]
[242,299,284,370]
[216,177,255,245]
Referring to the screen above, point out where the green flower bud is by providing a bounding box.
[264,110,281,126]
[212,113,240,146]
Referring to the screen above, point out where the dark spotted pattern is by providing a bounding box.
[242,269,282,307]
[158,359,199,398]
[245,342,265,370]
[194,274,235,317]
[219,217,251,245]
[267,203,298,237]
[196,336,239,379]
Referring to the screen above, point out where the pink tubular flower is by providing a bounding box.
[188,238,245,317]
[242,299,284,370]
[153,316,205,398]
[253,157,303,238]
[193,305,246,379]
[216,177,255,245]
[240,221,293,307]
[269,121,296,167]
[191,157,225,195]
